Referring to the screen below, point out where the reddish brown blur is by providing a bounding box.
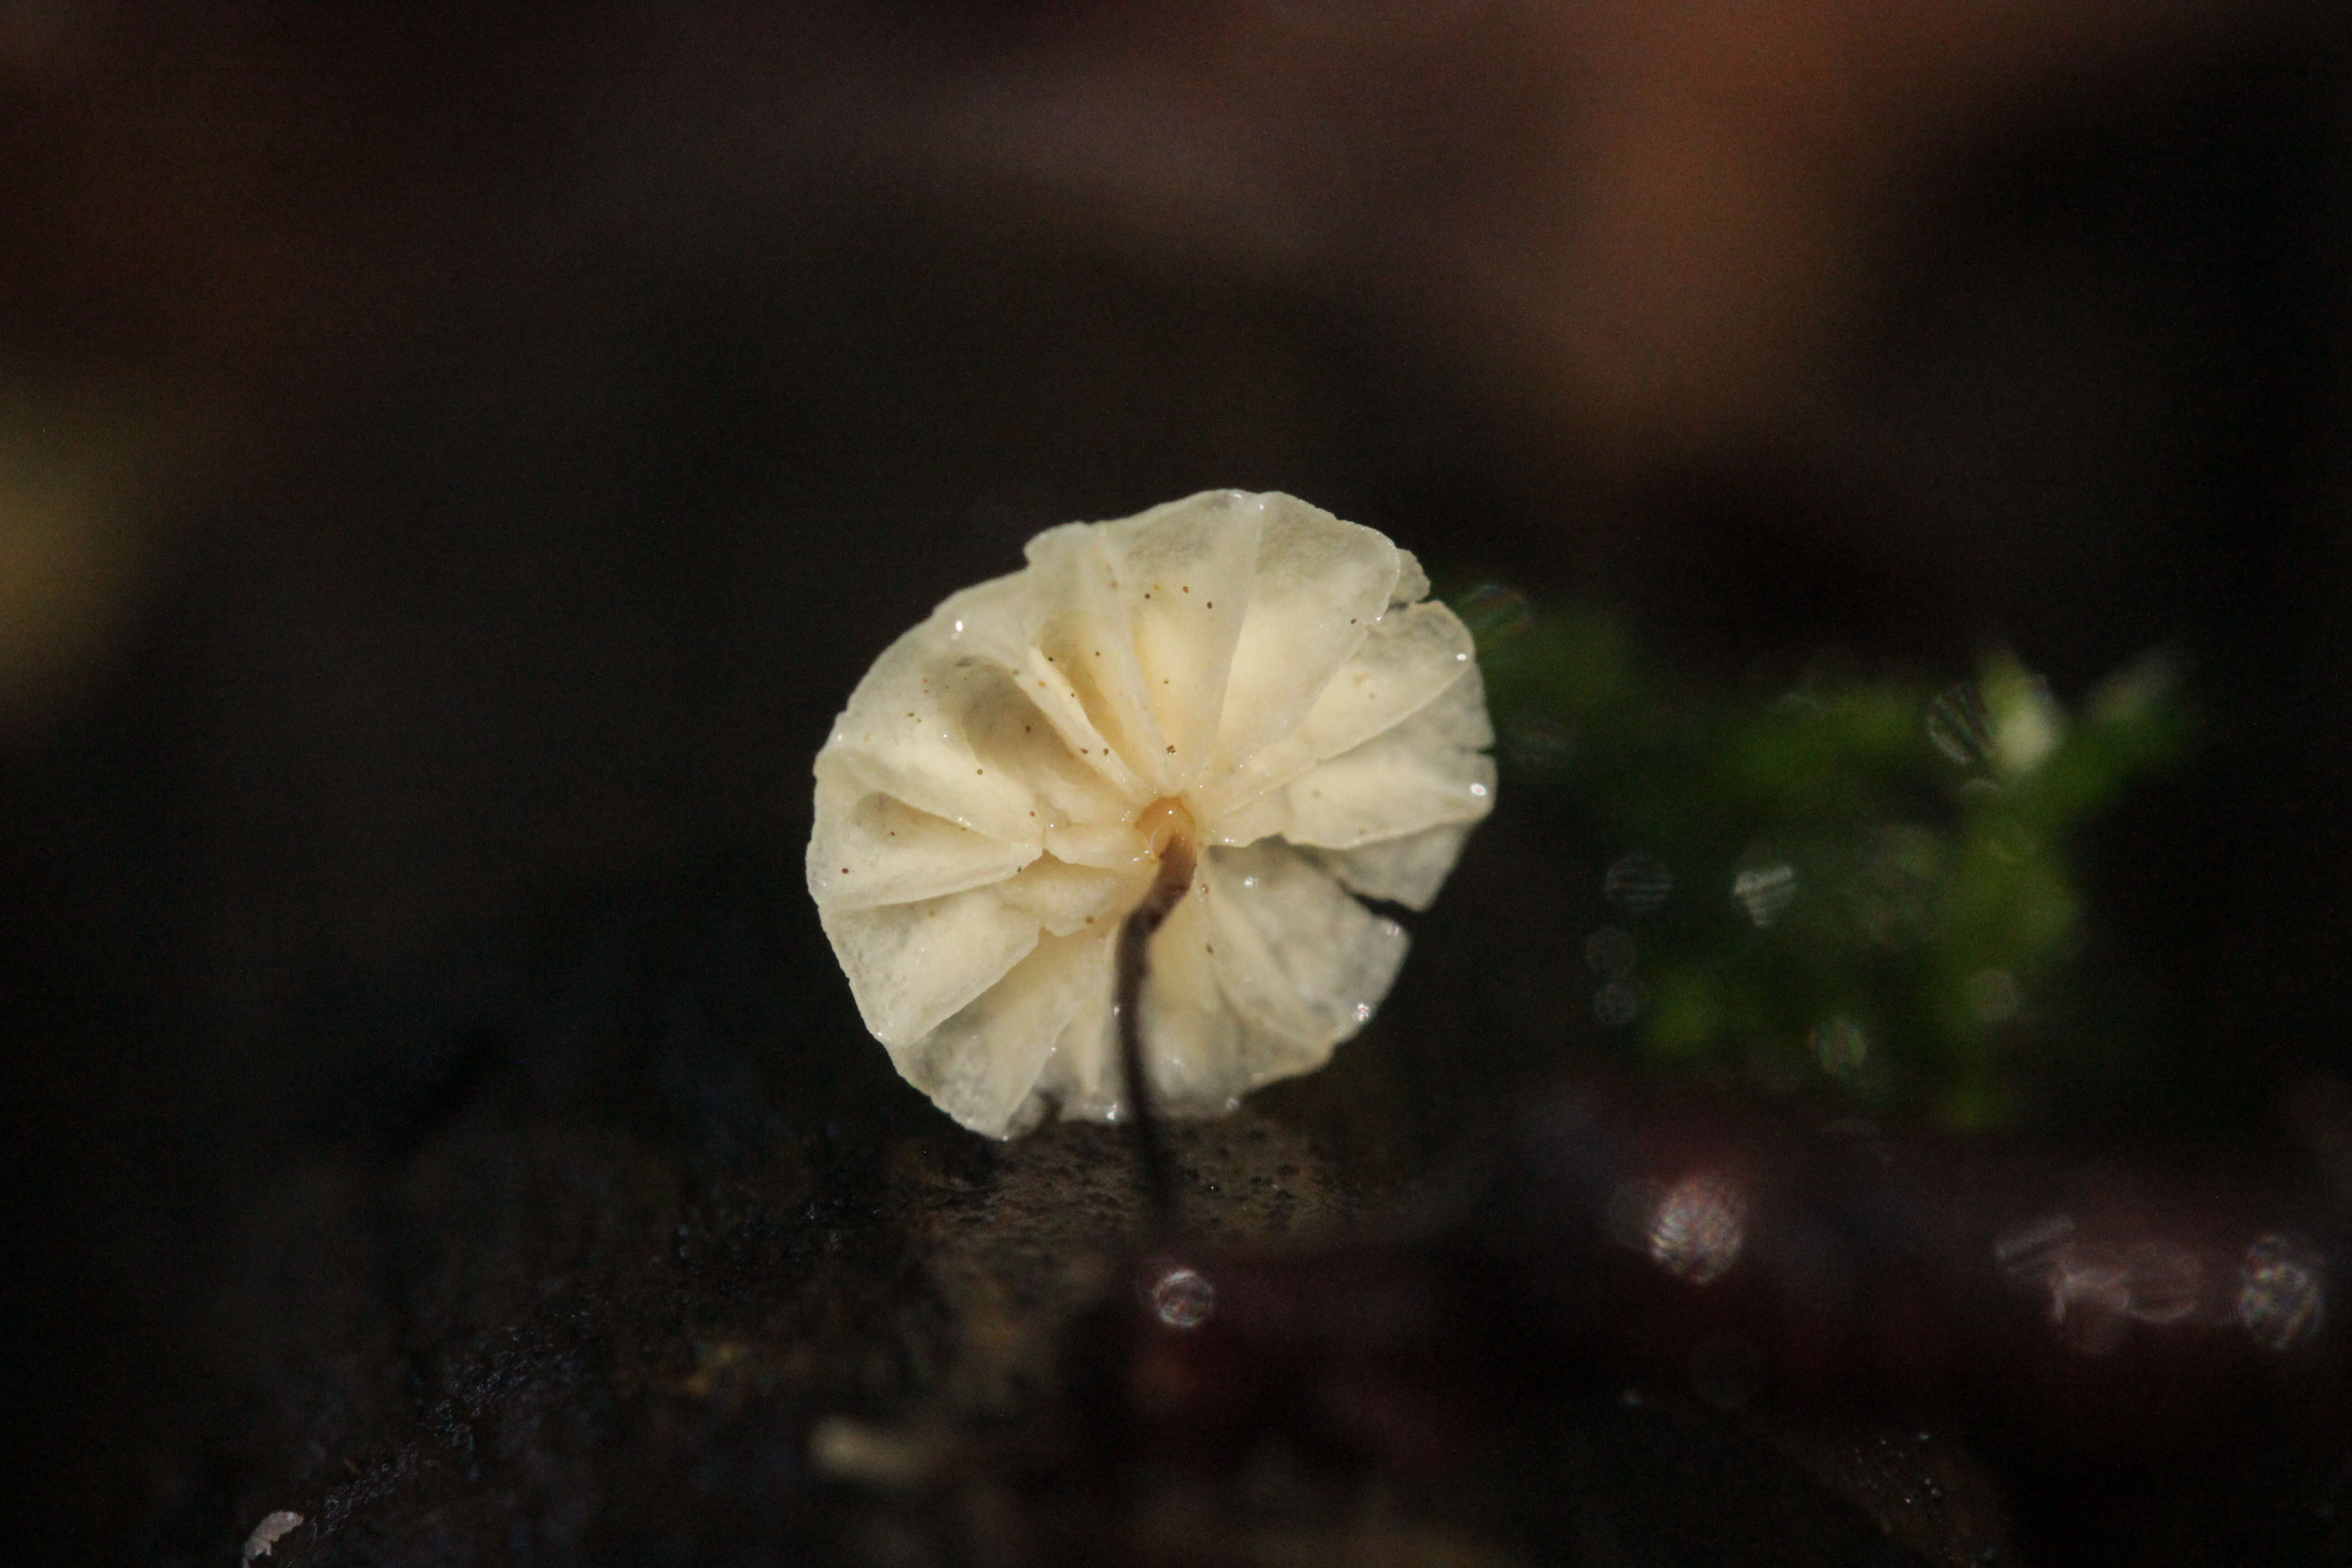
[0,0,2284,431]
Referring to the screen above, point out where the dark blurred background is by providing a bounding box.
[5,2,2351,1562]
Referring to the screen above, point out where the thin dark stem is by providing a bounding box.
[1116,833,1195,1231]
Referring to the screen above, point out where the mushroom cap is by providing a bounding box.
[809,490,1494,1137]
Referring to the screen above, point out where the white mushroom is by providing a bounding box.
[809,490,1494,1138]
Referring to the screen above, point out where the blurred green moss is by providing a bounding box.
[1455,586,2194,1129]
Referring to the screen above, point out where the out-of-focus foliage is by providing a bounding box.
[1457,585,2193,1129]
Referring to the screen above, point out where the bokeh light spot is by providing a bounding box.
[1926,683,1994,768]
[1732,863,1796,928]
[1584,926,1637,980]
[1149,1266,1217,1330]
[1593,980,1644,1028]
[2123,1241,2204,1326]
[1964,969,2019,1023]
[2237,1235,2323,1351]
[1810,1017,1869,1078]
[1603,853,1673,915]
[1646,1171,1748,1286]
